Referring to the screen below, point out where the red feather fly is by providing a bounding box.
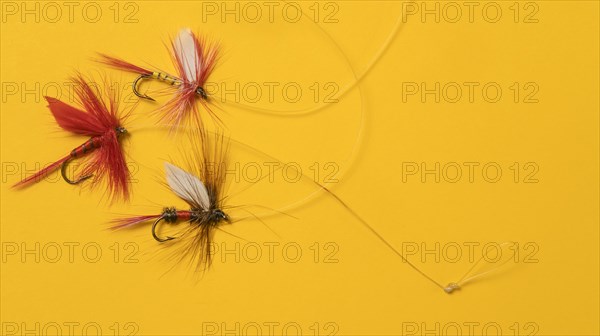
[112,132,230,270]
[13,75,131,202]
[98,28,219,131]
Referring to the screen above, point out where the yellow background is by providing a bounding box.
[1,1,599,335]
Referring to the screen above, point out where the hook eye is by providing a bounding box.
[196,86,208,100]
[115,126,128,135]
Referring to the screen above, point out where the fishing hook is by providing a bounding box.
[133,73,209,102]
[61,157,92,185]
[133,74,155,101]
[152,215,176,242]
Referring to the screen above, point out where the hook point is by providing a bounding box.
[152,216,176,242]
[61,157,93,185]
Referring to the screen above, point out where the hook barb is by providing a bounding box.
[133,74,155,101]
[152,216,176,242]
[61,157,92,185]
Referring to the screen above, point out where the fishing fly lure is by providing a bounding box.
[112,133,230,269]
[98,28,219,130]
[13,75,131,201]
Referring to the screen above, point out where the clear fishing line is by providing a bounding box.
[219,1,405,116]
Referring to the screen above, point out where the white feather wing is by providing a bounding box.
[174,28,198,82]
[165,162,210,210]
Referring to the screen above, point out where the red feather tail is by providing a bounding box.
[96,53,152,75]
[111,214,161,229]
[12,155,70,188]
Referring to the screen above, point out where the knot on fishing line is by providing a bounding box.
[444,283,460,294]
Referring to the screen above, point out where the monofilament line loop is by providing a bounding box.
[445,242,518,294]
